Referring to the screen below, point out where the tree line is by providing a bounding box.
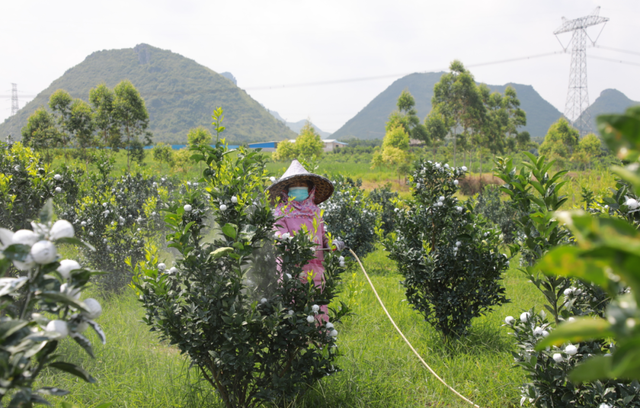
[21,80,151,170]
[371,60,606,181]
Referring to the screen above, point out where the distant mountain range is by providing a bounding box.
[266,110,332,138]
[2,44,637,145]
[577,89,639,133]
[331,72,639,140]
[0,44,296,144]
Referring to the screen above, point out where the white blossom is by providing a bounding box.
[438,196,445,202]
[542,330,549,337]
[505,316,515,325]
[13,230,39,246]
[456,206,463,212]
[330,329,338,337]
[568,317,576,323]
[565,345,578,356]
[54,174,62,181]
[219,204,227,211]
[599,404,612,408]
[57,259,81,279]
[306,315,315,323]
[288,310,294,315]
[31,240,57,264]
[184,204,193,212]
[157,263,166,271]
[260,298,267,304]
[533,326,543,336]
[520,312,530,323]
[312,304,320,313]
[453,180,459,185]
[82,298,102,319]
[231,196,238,203]
[326,322,334,329]
[46,320,69,337]
[552,353,563,363]
[625,197,639,210]
[564,288,573,296]
[455,241,461,247]
[461,166,468,172]
[168,267,178,274]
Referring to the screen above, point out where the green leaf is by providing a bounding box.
[569,355,613,384]
[39,292,89,313]
[535,246,614,291]
[210,247,234,259]
[70,332,95,358]
[0,320,29,340]
[222,223,237,240]
[2,244,30,261]
[535,317,613,349]
[49,362,96,383]
[54,237,95,252]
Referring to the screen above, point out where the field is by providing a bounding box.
[38,246,541,407]
[9,145,622,407]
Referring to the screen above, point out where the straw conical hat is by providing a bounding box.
[267,160,334,205]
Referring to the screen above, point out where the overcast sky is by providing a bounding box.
[1,0,639,133]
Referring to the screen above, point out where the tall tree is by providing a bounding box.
[295,121,324,160]
[89,84,120,149]
[431,60,485,167]
[539,118,580,165]
[424,109,448,157]
[387,90,428,142]
[372,125,411,184]
[113,80,152,170]
[21,107,61,161]
[48,90,74,147]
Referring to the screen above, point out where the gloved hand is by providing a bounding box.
[332,239,346,251]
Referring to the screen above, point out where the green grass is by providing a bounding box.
[38,245,544,407]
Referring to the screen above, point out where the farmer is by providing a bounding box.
[267,160,345,322]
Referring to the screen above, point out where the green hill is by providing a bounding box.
[577,89,639,134]
[331,72,564,140]
[0,44,296,144]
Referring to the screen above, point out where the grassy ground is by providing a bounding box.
[37,244,544,408]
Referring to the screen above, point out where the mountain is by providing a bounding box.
[331,72,563,140]
[0,44,296,144]
[577,89,639,133]
[267,110,332,138]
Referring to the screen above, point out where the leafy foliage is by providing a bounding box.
[319,175,380,259]
[0,201,105,406]
[532,106,640,383]
[133,112,348,408]
[472,184,521,244]
[385,160,509,338]
[367,184,399,237]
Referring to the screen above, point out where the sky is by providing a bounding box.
[1,0,639,134]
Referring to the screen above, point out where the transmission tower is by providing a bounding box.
[11,83,19,116]
[554,7,608,135]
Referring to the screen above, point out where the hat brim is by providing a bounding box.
[267,174,334,205]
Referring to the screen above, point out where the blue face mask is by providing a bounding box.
[288,186,309,202]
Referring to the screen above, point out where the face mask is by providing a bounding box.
[288,187,309,202]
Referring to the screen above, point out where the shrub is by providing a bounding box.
[0,142,56,230]
[368,183,399,237]
[133,125,349,407]
[505,309,640,407]
[473,184,520,244]
[0,201,105,405]
[385,160,509,338]
[319,175,380,258]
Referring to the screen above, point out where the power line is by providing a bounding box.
[588,55,640,67]
[593,45,640,57]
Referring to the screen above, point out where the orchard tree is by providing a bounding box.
[539,118,579,165]
[152,142,175,168]
[48,90,74,147]
[187,127,213,148]
[272,139,297,161]
[431,60,485,167]
[424,110,448,157]
[571,133,602,169]
[295,121,324,159]
[113,80,152,170]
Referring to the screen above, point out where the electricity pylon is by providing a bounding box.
[554,7,608,135]
[11,83,19,116]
